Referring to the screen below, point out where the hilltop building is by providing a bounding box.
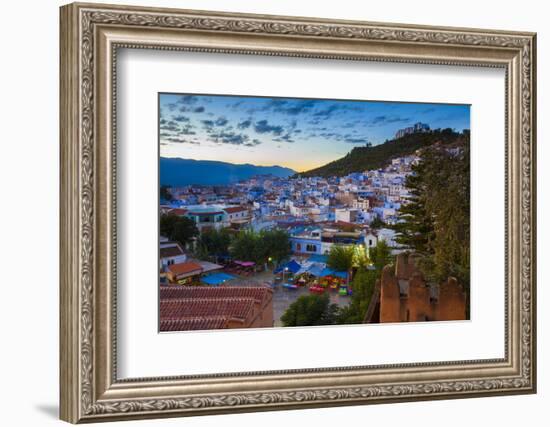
[395,122,430,139]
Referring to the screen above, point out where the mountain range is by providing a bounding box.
[160,157,296,186]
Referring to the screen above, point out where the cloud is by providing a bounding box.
[202,117,229,129]
[341,120,360,128]
[201,119,215,128]
[274,133,295,143]
[215,117,228,126]
[254,119,284,135]
[177,102,206,113]
[209,130,255,146]
[314,130,369,144]
[244,139,262,147]
[318,131,343,140]
[435,111,463,121]
[307,117,322,126]
[160,120,180,132]
[161,117,196,136]
[163,136,199,144]
[369,115,410,126]
[313,104,340,118]
[231,101,245,109]
[344,136,369,144]
[176,95,198,105]
[237,119,252,129]
[179,126,196,135]
[271,99,317,116]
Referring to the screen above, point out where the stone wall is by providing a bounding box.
[378,253,467,323]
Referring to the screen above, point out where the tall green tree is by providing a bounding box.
[281,293,339,327]
[327,245,355,272]
[229,229,291,265]
[261,229,292,264]
[335,240,390,325]
[392,158,435,255]
[369,216,386,230]
[196,228,232,262]
[230,230,259,263]
[160,213,199,247]
[335,267,378,324]
[369,239,392,271]
[393,140,470,289]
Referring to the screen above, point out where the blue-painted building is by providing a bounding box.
[289,226,323,255]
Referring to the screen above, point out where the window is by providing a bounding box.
[306,244,317,253]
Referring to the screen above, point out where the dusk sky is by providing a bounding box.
[159,93,470,172]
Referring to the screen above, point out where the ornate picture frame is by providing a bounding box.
[60,2,536,423]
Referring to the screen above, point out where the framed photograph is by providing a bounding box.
[60,2,537,423]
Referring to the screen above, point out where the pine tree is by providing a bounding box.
[393,135,470,290]
[393,154,436,256]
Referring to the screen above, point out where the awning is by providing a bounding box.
[234,260,255,267]
[306,263,325,277]
[201,272,236,286]
[274,259,302,274]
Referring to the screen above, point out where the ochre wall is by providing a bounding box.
[379,254,466,323]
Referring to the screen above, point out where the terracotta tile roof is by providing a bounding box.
[168,208,188,216]
[167,261,203,277]
[160,245,184,258]
[160,286,271,303]
[160,317,229,331]
[224,206,248,214]
[334,220,359,229]
[188,211,224,216]
[160,298,255,321]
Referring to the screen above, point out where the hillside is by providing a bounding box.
[299,128,470,178]
[160,157,296,186]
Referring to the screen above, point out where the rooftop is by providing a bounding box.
[160,245,184,259]
[167,261,203,277]
[188,210,224,216]
[160,297,256,321]
[160,316,229,331]
[160,286,271,303]
[167,208,188,216]
[224,206,248,214]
